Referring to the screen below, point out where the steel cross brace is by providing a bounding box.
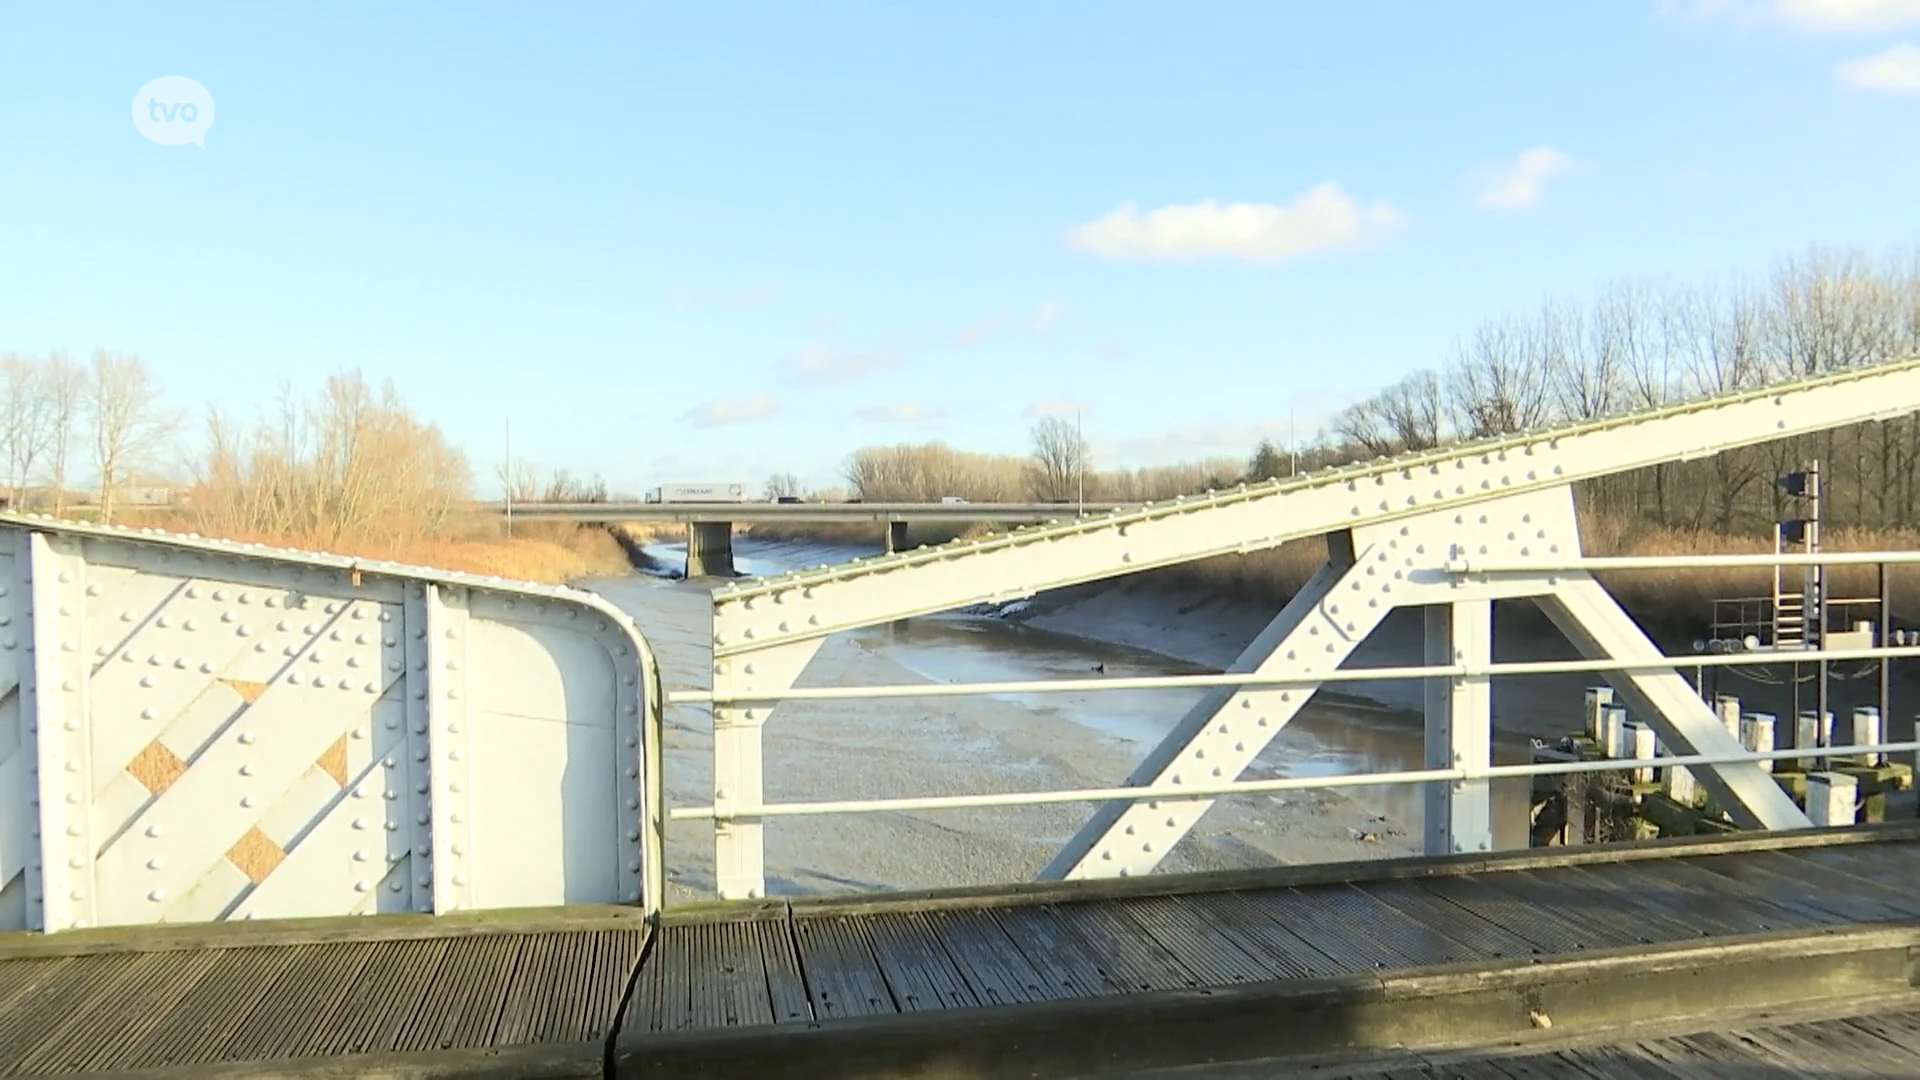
[1045,485,1806,881]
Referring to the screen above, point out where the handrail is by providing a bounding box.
[669,739,1919,821]
[1453,551,1920,573]
[667,643,1920,705]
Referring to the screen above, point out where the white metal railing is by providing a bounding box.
[659,551,1915,895]
[669,645,1920,706]
[669,740,1920,822]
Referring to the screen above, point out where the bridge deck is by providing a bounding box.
[0,909,647,1078]
[1332,1001,1920,1078]
[633,836,1920,1032]
[3,828,1919,1077]
[620,827,1920,1076]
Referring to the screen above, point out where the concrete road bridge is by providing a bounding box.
[499,499,1140,576]
[4,358,1920,1077]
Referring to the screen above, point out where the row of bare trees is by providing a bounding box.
[829,245,1920,538]
[0,350,500,549]
[194,373,474,546]
[0,349,172,521]
[1327,247,1920,532]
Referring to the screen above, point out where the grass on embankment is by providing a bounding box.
[737,516,1920,638]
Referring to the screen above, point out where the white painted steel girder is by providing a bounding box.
[1425,598,1492,856]
[711,638,823,900]
[1044,489,1588,881]
[712,358,1920,652]
[1042,486,1805,882]
[0,516,662,932]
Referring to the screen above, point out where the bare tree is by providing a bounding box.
[1446,317,1551,437]
[1026,416,1088,501]
[42,350,84,515]
[764,472,801,500]
[87,350,178,524]
[0,354,52,508]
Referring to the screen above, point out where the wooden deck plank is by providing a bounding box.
[1497,869,1676,948]
[1174,891,1348,979]
[1768,848,1920,916]
[753,919,814,1024]
[395,934,524,1052]
[923,908,1059,1005]
[117,944,307,1069]
[299,937,450,1057]
[1356,880,1543,961]
[863,912,977,1012]
[1109,894,1278,985]
[1044,901,1202,993]
[791,916,897,1019]
[1559,862,1781,938]
[1686,852,1917,923]
[986,905,1123,999]
[10,949,220,1076]
[1414,873,1616,955]
[1304,883,1490,966]
[1238,886,1423,971]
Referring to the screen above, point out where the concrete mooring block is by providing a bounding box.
[1796,711,1834,770]
[1602,705,1629,760]
[1741,713,1777,773]
[1808,771,1860,827]
[1851,706,1884,766]
[1623,720,1656,784]
[1714,695,1741,743]
[1665,763,1700,807]
[1585,686,1614,742]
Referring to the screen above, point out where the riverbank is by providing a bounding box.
[589,573,1428,905]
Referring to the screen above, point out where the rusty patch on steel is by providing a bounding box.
[126,741,187,795]
[220,678,269,704]
[227,826,286,884]
[317,736,349,787]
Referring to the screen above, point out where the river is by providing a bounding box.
[582,536,1533,901]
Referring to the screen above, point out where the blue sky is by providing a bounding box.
[3,1,1920,496]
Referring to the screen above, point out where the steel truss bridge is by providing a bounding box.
[3,359,1920,1077]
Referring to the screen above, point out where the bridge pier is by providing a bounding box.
[686,521,736,578]
[886,520,910,553]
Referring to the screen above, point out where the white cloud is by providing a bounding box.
[1659,0,1920,31]
[1778,0,1920,31]
[1836,41,1920,89]
[785,345,904,385]
[856,401,947,423]
[1023,397,1092,420]
[1032,299,1067,330]
[1064,183,1404,264]
[679,394,779,427]
[1475,147,1580,209]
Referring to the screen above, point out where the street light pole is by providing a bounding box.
[1076,410,1085,517]
[504,417,513,538]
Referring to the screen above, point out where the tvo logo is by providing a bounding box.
[132,76,215,148]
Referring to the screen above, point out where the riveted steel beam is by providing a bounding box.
[713,358,1920,653]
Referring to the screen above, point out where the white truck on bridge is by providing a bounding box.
[643,482,751,504]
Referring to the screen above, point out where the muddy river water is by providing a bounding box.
[582,537,1533,901]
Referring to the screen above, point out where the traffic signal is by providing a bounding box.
[1780,519,1813,545]
[1776,471,1813,497]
